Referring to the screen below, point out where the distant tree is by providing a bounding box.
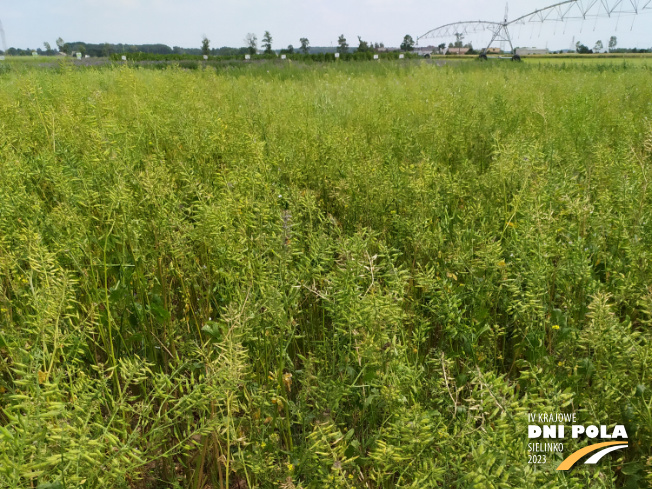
[286,44,294,54]
[245,33,257,54]
[438,42,446,53]
[212,46,244,56]
[102,42,112,57]
[262,31,273,54]
[43,41,52,54]
[609,36,617,51]
[56,37,65,52]
[357,36,371,53]
[201,36,210,56]
[594,40,603,52]
[454,33,464,48]
[79,44,86,57]
[575,41,591,54]
[400,34,415,51]
[299,37,310,54]
[337,35,348,54]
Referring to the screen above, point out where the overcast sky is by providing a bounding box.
[3,0,651,51]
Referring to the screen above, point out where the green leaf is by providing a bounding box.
[37,482,63,489]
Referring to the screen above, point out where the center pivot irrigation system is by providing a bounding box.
[417,0,652,60]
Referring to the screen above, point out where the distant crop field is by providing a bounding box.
[425,53,652,65]
[0,55,60,63]
[520,54,652,66]
[0,61,650,488]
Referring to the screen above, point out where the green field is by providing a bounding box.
[0,61,651,488]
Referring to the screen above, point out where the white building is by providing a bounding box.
[515,48,549,56]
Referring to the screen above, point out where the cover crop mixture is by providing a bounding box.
[0,60,651,488]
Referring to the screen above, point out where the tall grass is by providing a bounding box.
[0,61,651,488]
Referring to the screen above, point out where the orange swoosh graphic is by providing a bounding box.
[556,441,628,471]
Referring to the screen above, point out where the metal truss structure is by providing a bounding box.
[0,19,6,55]
[417,0,652,59]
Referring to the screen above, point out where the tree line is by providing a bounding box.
[2,33,649,58]
[208,32,416,56]
[573,36,651,54]
[0,40,251,57]
[1,34,418,57]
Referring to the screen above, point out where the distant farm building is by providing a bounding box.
[515,48,549,56]
[415,45,438,56]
